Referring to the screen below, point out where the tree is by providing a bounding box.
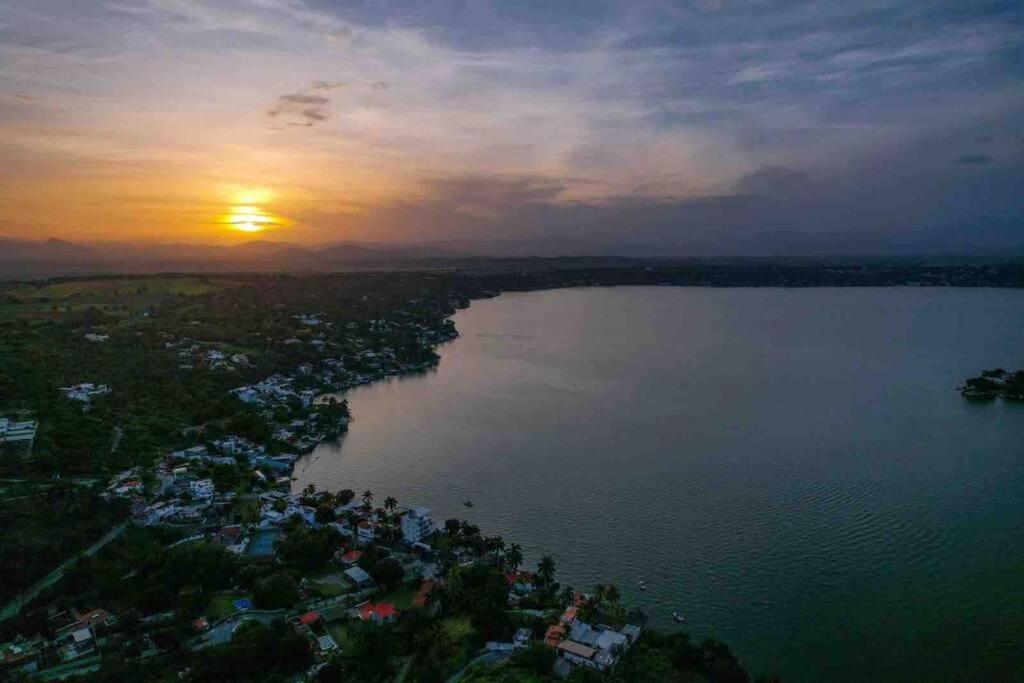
[510,643,556,676]
[253,572,299,609]
[444,518,462,537]
[370,557,404,591]
[334,488,355,506]
[506,544,524,573]
[315,504,335,525]
[537,556,556,589]
[604,583,620,605]
[443,564,511,641]
[486,536,506,565]
[362,489,374,511]
[275,524,341,572]
[384,496,398,516]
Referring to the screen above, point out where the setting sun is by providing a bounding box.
[221,204,285,234]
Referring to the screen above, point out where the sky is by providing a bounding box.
[1,0,1023,254]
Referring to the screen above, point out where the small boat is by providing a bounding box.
[463,500,474,508]
[672,611,685,623]
[637,579,647,590]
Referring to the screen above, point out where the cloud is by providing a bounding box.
[1,0,1023,250]
[267,93,330,126]
[311,80,346,91]
[954,153,994,165]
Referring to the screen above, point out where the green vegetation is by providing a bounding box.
[0,481,125,605]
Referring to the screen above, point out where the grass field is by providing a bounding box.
[0,276,237,317]
[207,593,251,621]
[380,585,419,610]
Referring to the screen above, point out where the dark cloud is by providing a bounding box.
[311,80,346,91]
[267,93,330,126]
[954,153,994,165]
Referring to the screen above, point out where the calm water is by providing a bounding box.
[294,287,1024,682]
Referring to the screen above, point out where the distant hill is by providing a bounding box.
[0,237,97,261]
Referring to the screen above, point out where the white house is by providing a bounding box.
[400,506,434,544]
[190,479,215,500]
[0,417,38,452]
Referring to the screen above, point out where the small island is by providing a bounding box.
[959,369,1024,401]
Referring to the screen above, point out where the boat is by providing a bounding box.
[463,500,474,508]
[672,611,685,623]
[637,579,647,590]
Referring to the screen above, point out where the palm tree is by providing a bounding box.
[604,583,620,605]
[594,583,607,606]
[537,555,556,589]
[506,544,524,573]
[361,489,373,511]
[384,496,398,516]
[487,536,506,565]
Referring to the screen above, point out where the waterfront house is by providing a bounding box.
[356,519,376,544]
[400,506,434,544]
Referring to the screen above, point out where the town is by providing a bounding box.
[0,270,805,681]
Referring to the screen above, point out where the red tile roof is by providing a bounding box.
[359,602,398,621]
[375,602,397,619]
[297,611,320,625]
[412,579,436,607]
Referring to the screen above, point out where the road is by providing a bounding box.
[197,610,285,648]
[446,650,513,683]
[191,586,377,650]
[0,520,131,622]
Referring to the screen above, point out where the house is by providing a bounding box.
[0,417,38,453]
[356,519,376,543]
[316,634,338,654]
[190,479,215,500]
[112,480,144,497]
[231,387,262,405]
[506,571,536,595]
[549,618,640,672]
[338,549,362,566]
[1,637,42,673]
[59,383,111,403]
[544,623,567,648]
[344,566,374,589]
[514,627,532,649]
[296,611,320,627]
[357,602,398,624]
[400,506,434,544]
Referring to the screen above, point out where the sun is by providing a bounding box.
[221,203,284,234]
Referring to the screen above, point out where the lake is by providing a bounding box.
[293,286,1024,682]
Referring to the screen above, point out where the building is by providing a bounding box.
[356,519,376,543]
[548,612,641,672]
[344,566,374,588]
[190,479,215,500]
[357,602,398,624]
[400,506,434,544]
[0,417,37,453]
[59,383,111,403]
[514,628,532,649]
